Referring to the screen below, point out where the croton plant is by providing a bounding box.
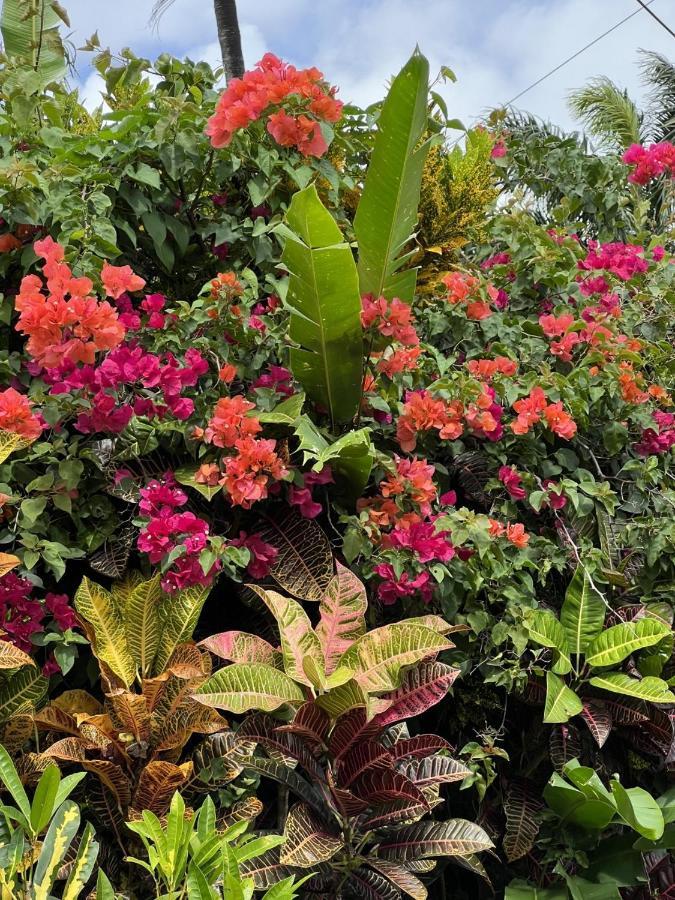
[0,2,674,898]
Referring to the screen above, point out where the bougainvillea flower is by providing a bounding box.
[0,388,43,441]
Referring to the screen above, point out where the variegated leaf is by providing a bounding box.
[374,662,460,727]
[242,755,326,815]
[348,867,402,900]
[339,740,394,787]
[81,760,131,813]
[193,663,304,714]
[41,738,89,762]
[549,723,581,774]
[377,819,494,860]
[200,631,281,667]
[239,846,301,890]
[52,690,103,719]
[62,821,99,900]
[338,624,451,693]
[276,701,330,751]
[74,577,135,688]
[316,562,367,673]
[125,574,163,678]
[154,583,210,672]
[368,859,427,900]
[0,636,35,669]
[390,735,453,760]
[502,779,542,862]
[0,430,32,465]
[33,800,81,898]
[580,698,612,748]
[248,585,323,687]
[280,802,341,867]
[362,799,436,831]
[237,713,323,778]
[354,768,428,808]
[256,507,333,601]
[329,707,382,760]
[0,553,21,577]
[220,796,264,827]
[132,760,192,816]
[105,691,151,744]
[0,666,47,723]
[398,755,470,786]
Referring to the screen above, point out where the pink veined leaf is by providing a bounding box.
[353,768,429,808]
[347,867,402,900]
[329,708,382,761]
[373,662,460,728]
[360,798,434,831]
[502,778,543,863]
[377,819,494,861]
[549,722,581,774]
[603,696,649,725]
[397,754,471,787]
[316,561,367,674]
[327,768,369,816]
[239,847,300,890]
[279,802,342,867]
[276,701,330,752]
[199,631,280,666]
[389,734,454,760]
[580,699,612,748]
[237,713,324,779]
[367,859,428,900]
[337,740,394,788]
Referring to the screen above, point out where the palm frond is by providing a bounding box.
[502,108,587,149]
[150,0,176,27]
[639,49,675,143]
[568,77,644,151]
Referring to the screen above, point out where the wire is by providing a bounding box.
[447,0,658,148]
[634,0,675,40]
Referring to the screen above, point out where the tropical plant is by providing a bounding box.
[0,742,97,899]
[523,567,674,724]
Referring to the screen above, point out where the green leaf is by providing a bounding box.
[611,781,664,840]
[0,666,48,724]
[257,392,306,424]
[131,163,161,189]
[33,800,81,897]
[0,743,30,824]
[586,618,670,669]
[543,672,583,723]
[95,870,117,900]
[74,577,135,687]
[63,822,99,900]
[524,610,572,675]
[588,673,675,704]
[354,49,431,301]
[282,184,363,425]
[560,567,605,659]
[30,764,60,835]
[338,623,451,693]
[193,663,305,714]
[1,0,67,85]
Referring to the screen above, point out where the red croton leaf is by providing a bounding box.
[338,740,394,788]
[353,768,429,808]
[389,734,454,760]
[580,698,612,748]
[373,662,460,728]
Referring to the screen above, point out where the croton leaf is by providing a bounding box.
[361,799,432,831]
[0,637,35,670]
[280,802,342,868]
[276,701,330,751]
[62,821,99,900]
[153,583,210,672]
[193,663,305,714]
[585,618,670,669]
[390,735,453,760]
[125,574,163,679]
[200,631,281,667]
[33,800,81,897]
[348,867,402,900]
[338,623,451,693]
[374,662,460,727]
[338,740,394,788]
[353,768,428,808]
[0,553,20,578]
[544,672,583,724]
[0,666,48,723]
[316,562,367,674]
[242,755,326,816]
[131,760,191,817]
[329,707,383,760]
[239,847,300,890]
[397,754,471,787]
[74,577,135,688]
[588,673,675,704]
[256,507,334,601]
[502,779,543,863]
[560,567,606,658]
[367,859,427,900]
[580,699,612,748]
[525,610,572,675]
[377,819,494,861]
[248,585,323,688]
[0,431,33,465]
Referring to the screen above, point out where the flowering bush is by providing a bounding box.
[0,18,674,900]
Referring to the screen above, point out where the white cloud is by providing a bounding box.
[63,0,675,135]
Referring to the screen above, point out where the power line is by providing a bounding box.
[634,0,675,40]
[447,0,658,148]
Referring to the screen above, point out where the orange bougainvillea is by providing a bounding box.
[14,238,129,368]
[0,388,42,441]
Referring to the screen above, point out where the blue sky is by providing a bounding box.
[63,0,675,137]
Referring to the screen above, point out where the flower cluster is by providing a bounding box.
[221,437,288,508]
[396,386,503,452]
[0,572,76,673]
[499,465,526,500]
[635,411,675,457]
[510,387,577,440]
[0,388,43,441]
[15,238,129,367]
[442,271,497,320]
[289,466,333,519]
[622,141,675,185]
[361,294,419,347]
[466,356,518,382]
[487,518,529,549]
[46,344,208,434]
[137,473,217,593]
[578,241,649,281]
[230,531,279,579]
[206,53,342,157]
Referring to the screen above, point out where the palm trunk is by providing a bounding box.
[213,0,245,82]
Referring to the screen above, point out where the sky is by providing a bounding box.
[63,0,675,136]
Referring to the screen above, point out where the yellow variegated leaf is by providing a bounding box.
[248,585,323,687]
[131,761,191,816]
[0,553,21,578]
[193,663,304,714]
[280,802,341,867]
[32,800,81,900]
[74,577,135,688]
[62,821,99,900]
[109,571,144,611]
[0,431,32,465]
[0,667,47,723]
[125,574,163,678]
[153,583,210,673]
[316,562,367,674]
[338,624,451,693]
[0,636,35,669]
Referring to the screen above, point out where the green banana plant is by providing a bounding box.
[125,790,305,899]
[0,0,68,84]
[0,743,95,899]
[281,49,432,428]
[524,567,674,724]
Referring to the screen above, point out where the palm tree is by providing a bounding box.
[151,0,244,82]
[568,50,675,152]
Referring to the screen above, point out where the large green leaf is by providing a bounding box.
[611,781,664,840]
[525,611,572,675]
[193,663,305,714]
[62,821,99,900]
[585,618,670,669]
[1,0,67,85]
[74,577,135,687]
[588,673,675,704]
[559,568,606,660]
[282,184,363,425]
[338,623,451,693]
[543,672,583,723]
[354,49,431,302]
